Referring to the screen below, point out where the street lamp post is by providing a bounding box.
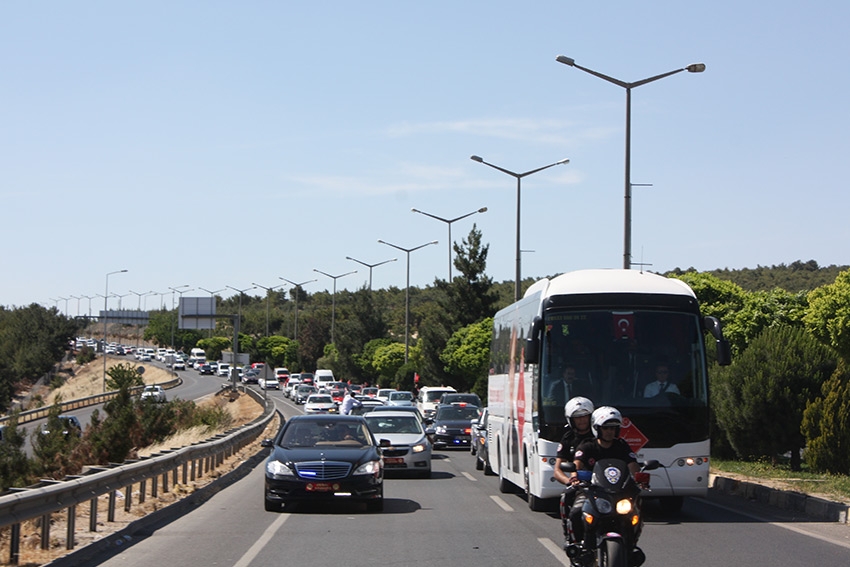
[58,296,69,317]
[555,55,705,269]
[279,278,316,340]
[345,256,397,291]
[80,295,94,320]
[199,287,225,337]
[470,155,569,301]
[69,295,81,317]
[169,286,192,349]
[312,269,356,345]
[378,239,438,363]
[411,207,488,282]
[226,285,256,353]
[252,282,286,337]
[103,269,128,392]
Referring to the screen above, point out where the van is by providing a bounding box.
[190,347,206,362]
[314,369,334,390]
[417,386,457,419]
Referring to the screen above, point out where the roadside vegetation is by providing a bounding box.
[2,228,850,491]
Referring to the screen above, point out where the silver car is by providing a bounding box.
[363,411,432,478]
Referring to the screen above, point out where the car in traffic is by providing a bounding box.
[241,368,260,384]
[363,410,431,478]
[417,386,457,420]
[39,414,83,438]
[376,388,396,402]
[349,396,386,415]
[303,394,338,414]
[261,414,384,512]
[471,407,492,473]
[140,385,167,403]
[387,390,415,406]
[440,392,482,408]
[363,403,425,424]
[361,387,378,398]
[217,362,231,377]
[171,358,186,371]
[293,384,318,404]
[259,375,280,390]
[198,363,214,375]
[283,374,302,397]
[426,404,479,449]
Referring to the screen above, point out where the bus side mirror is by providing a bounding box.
[525,316,543,364]
[704,316,732,366]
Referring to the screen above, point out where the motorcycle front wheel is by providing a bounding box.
[599,538,628,567]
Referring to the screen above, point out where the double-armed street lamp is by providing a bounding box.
[226,285,257,354]
[377,239,438,363]
[103,269,128,392]
[470,155,569,302]
[411,206,488,282]
[252,282,286,337]
[199,287,225,337]
[279,278,316,340]
[555,55,705,269]
[345,256,397,291]
[312,269,357,345]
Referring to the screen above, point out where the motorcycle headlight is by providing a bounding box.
[266,460,294,477]
[412,442,428,453]
[435,426,447,435]
[616,499,633,515]
[354,460,382,475]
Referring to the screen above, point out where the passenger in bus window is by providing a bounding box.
[548,365,593,408]
[643,364,680,397]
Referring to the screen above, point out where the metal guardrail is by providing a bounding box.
[0,377,182,426]
[0,386,276,564]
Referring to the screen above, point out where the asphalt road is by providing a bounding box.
[72,390,850,567]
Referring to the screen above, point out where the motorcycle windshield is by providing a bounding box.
[591,459,632,492]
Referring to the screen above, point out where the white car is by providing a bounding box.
[217,363,231,377]
[376,388,397,402]
[259,376,280,390]
[363,410,431,477]
[171,358,186,371]
[303,394,338,414]
[387,391,415,406]
[140,385,167,403]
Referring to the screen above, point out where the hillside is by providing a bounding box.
[665,259,848,293]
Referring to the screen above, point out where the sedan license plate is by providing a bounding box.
[306,482,338,492]
[384,457,404,465]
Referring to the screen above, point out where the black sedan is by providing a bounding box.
[426,404,481,449]
[262,414,384,512]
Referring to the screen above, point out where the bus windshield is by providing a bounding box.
[537,308,709,447]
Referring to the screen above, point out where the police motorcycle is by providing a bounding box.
[561,458,660,567]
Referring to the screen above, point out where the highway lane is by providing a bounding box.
[74,389,850,567]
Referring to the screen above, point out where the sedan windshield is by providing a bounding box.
[436,407,479,421]
[279,420,372,448]
[364,416,422,435]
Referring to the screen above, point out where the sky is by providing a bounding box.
[3,2,849,313]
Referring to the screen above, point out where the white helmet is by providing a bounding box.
[591,406,623,437]
[565,396,594,420]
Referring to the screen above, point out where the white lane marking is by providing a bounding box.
[490,495,514,512]
[461,471,477,482]
[700,498,850,550]
[538,537,571,566]
[232,513,290,567]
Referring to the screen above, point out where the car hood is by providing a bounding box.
[267,445,379,466]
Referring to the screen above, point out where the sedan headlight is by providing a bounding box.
[354,460,382,475]
[411,442,428,453]
[266,460,294,477]
[435,426,447,435]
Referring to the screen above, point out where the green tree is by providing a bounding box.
[256,335,298,368]
[802,359,850,474]
[712,325,836,470]
[197,336,233,362]
[441,317,492,395]
[31,401,82,479]
[444,224,499,328]
[372,342,406,387]
[804,269,850,359]
[105,362,144,392]
[355,338,394,386]
[0,412,32,491]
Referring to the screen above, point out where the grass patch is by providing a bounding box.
[712,458,850,502]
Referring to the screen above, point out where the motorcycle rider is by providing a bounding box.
[567,406,648,562]
[554,397,595,548]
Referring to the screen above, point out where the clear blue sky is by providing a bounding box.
[3,2,848,313]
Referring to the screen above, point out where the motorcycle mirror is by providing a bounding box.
[560,461,577,473]
[642,460,662,471]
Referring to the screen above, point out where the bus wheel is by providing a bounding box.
[524,459,544,511]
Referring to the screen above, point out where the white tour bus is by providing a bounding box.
[487,269,730,512]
